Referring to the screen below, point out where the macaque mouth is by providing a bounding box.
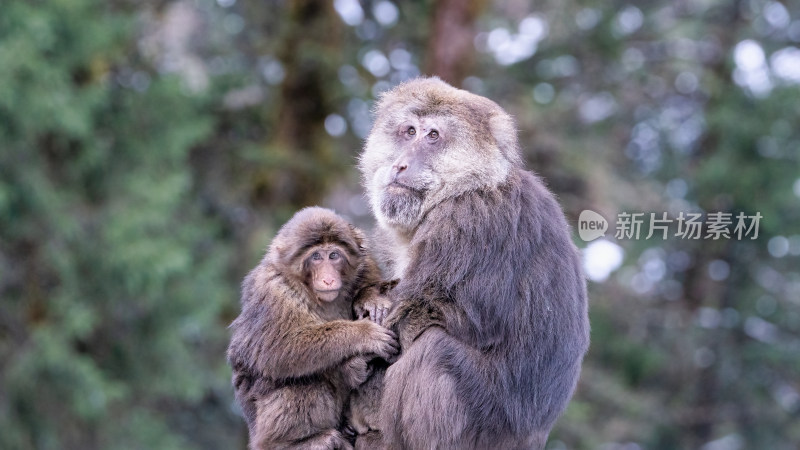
[387,181,425,197]
[315,289,341,302]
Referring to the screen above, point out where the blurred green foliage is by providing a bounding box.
[0,0,235,448]
[1,0,799,449]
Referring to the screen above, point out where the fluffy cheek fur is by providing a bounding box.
[427,136,512,204]
[369,147,511,233]
[363,119,511,233]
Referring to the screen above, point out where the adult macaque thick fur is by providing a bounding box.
[359,77,590,449]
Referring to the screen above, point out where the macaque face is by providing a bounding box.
[374,116,447,230]
[304,244,348,302]
[361,78,520,235]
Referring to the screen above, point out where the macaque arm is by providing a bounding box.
[266,318,374,379]
[229,299,396,381]
[384,287,486,351]
[383,297,446,349]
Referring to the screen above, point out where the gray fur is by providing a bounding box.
[358,78,590,449]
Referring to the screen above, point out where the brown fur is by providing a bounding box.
[359,78,590,449]
[227,207,399,450]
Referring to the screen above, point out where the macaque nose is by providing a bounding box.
[392,161,409,182]
[322,278,334,287]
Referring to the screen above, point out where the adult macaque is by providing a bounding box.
[227,207,399,450]
[359,77,590,449]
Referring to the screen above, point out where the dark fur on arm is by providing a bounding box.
[228,277,390,381]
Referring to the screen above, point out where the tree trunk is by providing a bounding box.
[425,0,486,86]
[272,0,342,207]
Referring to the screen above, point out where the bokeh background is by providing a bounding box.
[1,0,799,449]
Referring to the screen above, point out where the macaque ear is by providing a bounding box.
[488,113,522,166]
[271,242,302,274]
[348,224,368,252]
[270,244,286,262]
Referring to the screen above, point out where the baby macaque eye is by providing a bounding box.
[428,130,439,140]
[329,251,340,260]
[311,252,322,261]
[407,126,416,136]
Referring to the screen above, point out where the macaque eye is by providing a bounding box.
[329,251,340,260]
[428,130,439,140]
[407,126,416,136]
[311,252,322,261]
